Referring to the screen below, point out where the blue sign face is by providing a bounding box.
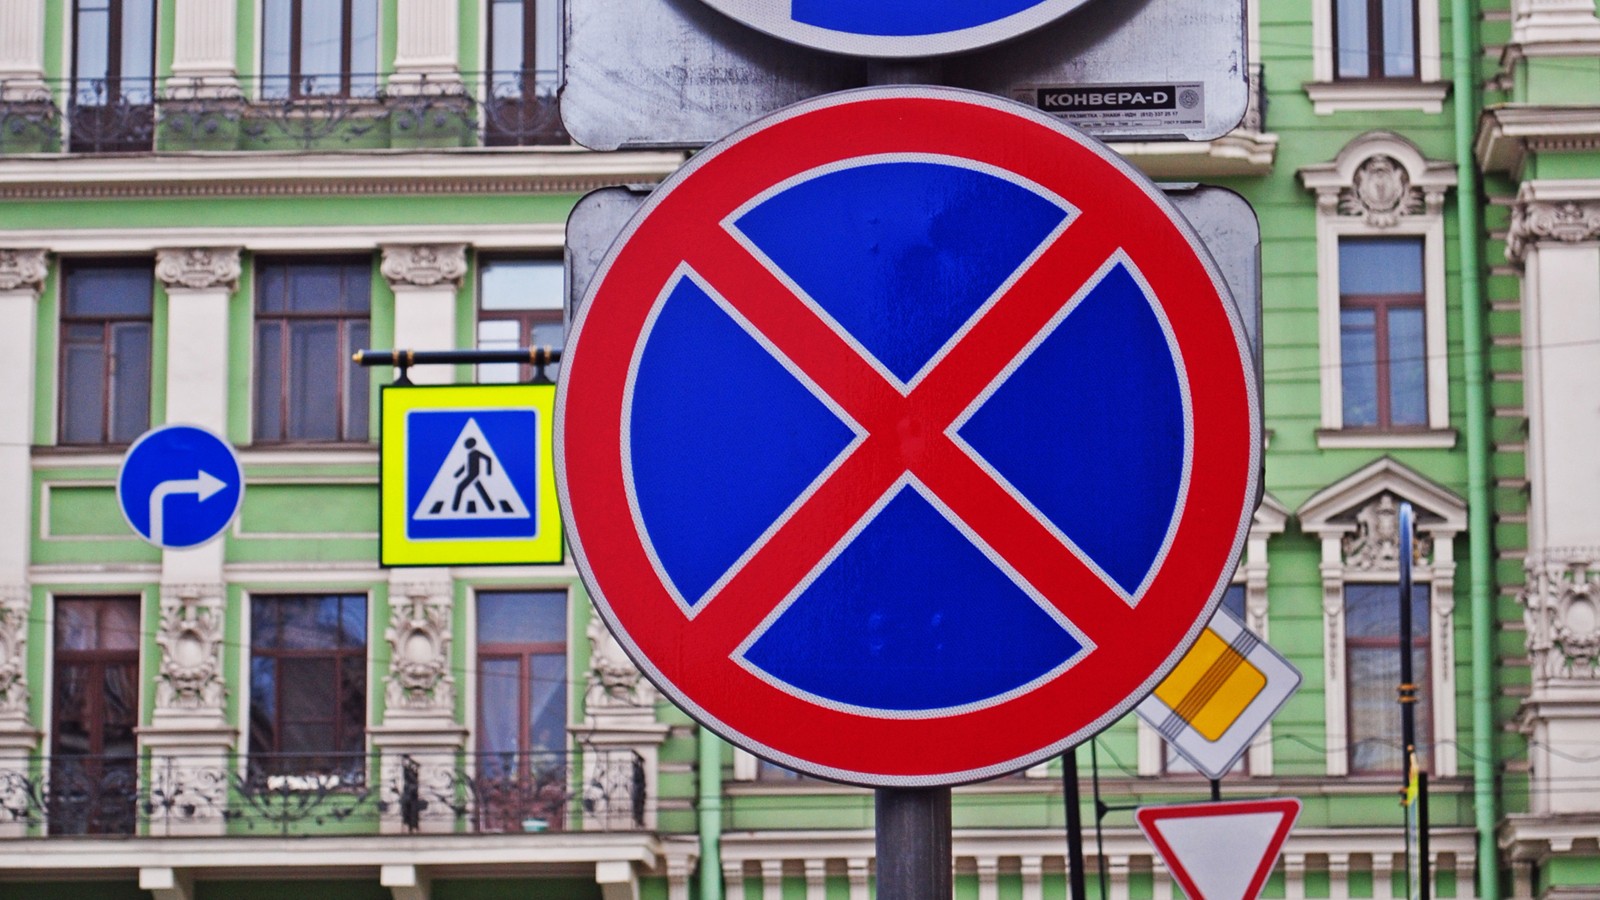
[404,408,540,541]
[117,424,245,549]
[697,0,1098,57]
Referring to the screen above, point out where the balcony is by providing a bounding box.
[0,72,570,155]
[0,748,645,838]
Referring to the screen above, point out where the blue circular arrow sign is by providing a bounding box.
[116,424,245,549]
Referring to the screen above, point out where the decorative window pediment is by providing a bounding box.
[1298,457,1466,776]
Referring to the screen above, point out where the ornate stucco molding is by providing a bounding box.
[384,585,455,713]
[0,586,30,719]
[380,243,468,289]
[155,246,243,292]
[1521,548,1600,683]
[154,585,227,712]
[1507,198,1600,263]
[585,613,656,713]
[1341,494,1435,571]
[0,249,47,293]
[1300,132,1457,229]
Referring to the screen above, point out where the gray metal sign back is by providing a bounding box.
[561,0,1247,149]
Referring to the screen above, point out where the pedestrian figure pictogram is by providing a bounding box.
[413,416,531,524]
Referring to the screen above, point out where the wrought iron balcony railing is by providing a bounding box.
[0,71,569,154]
[0,748,646,837]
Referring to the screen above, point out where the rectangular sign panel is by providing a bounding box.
[380,384,562,566]
[562,0,1247,149]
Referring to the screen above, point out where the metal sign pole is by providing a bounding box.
[1398,501,1430,900]
[1064,749,1089,900]
[875,788,952,900]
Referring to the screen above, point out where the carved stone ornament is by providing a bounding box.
[380,243,468,289]
[155,587,227,711]
[0,587,30,717]
[384,589,455,712]
[1342,494,1434,571]
[1521,549,1600,682]
[1338,156,1427,228]
[155,247,243,291]
[0,249,48,293]
[586,614,654,711]
[1507,199,1600,262]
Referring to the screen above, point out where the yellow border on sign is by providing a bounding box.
[380,384,562,566]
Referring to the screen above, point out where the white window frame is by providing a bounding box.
[1136,494,1288,778]
[1297,457,1465,778]
[1299,132,1457,449]
[1306,0,1448,114]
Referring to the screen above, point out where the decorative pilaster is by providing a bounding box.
[0,584,38,837]
[0,0,46,96]
[0,248,46,292]
[156,247,242,292]
[371,574,466,834]
[167,0,240,96]
[1511,0,1600,44]
[576,608,668,830]
[156,247,239,439]
[0,251,43,750]
[138,584,233,836]
[1522,550,1600,683]
[392,0,463,90]
[1507,198,1600,265]
[381,244,467,386]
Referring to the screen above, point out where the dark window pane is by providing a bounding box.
[479,657,521,757]
[257,262,287,313]
[340,595,368,646]
[64,265,152,317]
[52,666,91,755]
[250,595,367,762]
[1335,0,1369,78]
[351,0,380,97]
[121,0,156,83]
[1221,583,1247,621]
[1388,306,1428,426]
[101,665,139,754]
[287,263,346,314]
[287,320,340,440]
[276,596,342,650]
[478,591,567,645]
[56,600,101,651]
[1349,644,1432,773]
[108,322,151,443]
[61,336,108,444]
[1346,581,1430,640]
[282,721,336,755]
[481,258,563,311]
[299,1,344,85]
[261,0,291,98]
[529,653,567,753]
[99,598,141,651]
[75,1,112,87]
[281,657,337,721]
[1340,238,1424,295]
[1382,0,1417,78]
[1341,309,1379,428]
[345,320,370,440]
[255,321,285,440]
[490,0,526,86]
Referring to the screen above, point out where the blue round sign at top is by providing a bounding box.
[697,0,1099,56]
[116,424,245,549]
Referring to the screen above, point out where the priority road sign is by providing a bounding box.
[1136,798,1302,900]
[117,424,244,549]
[697,0,1099,57]
[1136,606,1302,781]
[557,87,1262,785]
[381,384,561,566]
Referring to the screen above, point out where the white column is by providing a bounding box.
[382,244,467,385]
[1283,853,1307,900]
[803,859,826,900]
[1020,856,1044,900]
[141,248,243,837]
[168,0,239,95]
[723,860,748,900]
[1329,853,1351,899]
[846,858,870,900]
[976,857,1000,900]
[760,860,783,898]
[0,250,43,837]
[1512,0,1600,43]
[392,0,462,89]
[0,0,46,95]
[1373,853,1397,900]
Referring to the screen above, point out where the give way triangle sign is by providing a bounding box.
[1135,798,1302,900]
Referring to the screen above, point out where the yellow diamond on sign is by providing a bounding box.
[1137,605,1301,779]
[380,384,562,566]
[1153,629,1267,741]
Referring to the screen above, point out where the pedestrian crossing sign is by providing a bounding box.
[381,384,562,566]
[1135,605,1301,781]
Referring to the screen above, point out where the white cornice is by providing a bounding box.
[1477,105,1600,176]
[0,149,686,201]
[1303,81,1451,115]
[1,222,566,253]
[1111,131,1279,179]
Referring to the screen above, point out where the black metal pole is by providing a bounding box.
[1064,749,1088,900]
[1398,501,1430,900]
[875,788,952,900]
[1090,740,1108,900]
[1419,770,1431,900]
[352,346,562,385]
[1209,778,1221,802]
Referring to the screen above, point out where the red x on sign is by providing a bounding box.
[557,88,1261,785]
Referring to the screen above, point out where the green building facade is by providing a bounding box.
[0,0,1595,897]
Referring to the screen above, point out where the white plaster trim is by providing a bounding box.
[1110,132,1279,179]
[1316,429,1459,449]
[1302,134,1456,434]
[1304,81,1451,115]
[1,224,564,255]
[1299,459,1467,778]
[1476,106,1600,177]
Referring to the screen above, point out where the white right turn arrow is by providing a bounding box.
[148,470,228,547]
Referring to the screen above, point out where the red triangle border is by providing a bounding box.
[1135,798,1302,900]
